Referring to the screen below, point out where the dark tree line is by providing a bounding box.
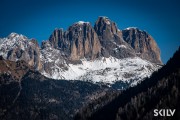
[74,46,180,120]
[0,69,107,120]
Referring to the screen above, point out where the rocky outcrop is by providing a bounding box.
[40,40,67,78]
[0,33,42,70]
[49,28,65,49]
[0,57,30,82]
[122,28,162,64]
[94,16,122,40]
[68,22,101,60]
[49,22,101,61]
[94,16,136,59]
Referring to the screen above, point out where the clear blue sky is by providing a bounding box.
[0,0,180,63]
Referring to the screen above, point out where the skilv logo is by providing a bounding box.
[154,109,176,117]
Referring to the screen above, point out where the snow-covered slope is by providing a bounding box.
[41,56,160,86]
[40,41,67,77]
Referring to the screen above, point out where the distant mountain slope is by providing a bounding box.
[0,58,109,120]
[75,47,180,120]
[0,33,42,70]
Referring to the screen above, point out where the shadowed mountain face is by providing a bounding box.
[74,47,180,120]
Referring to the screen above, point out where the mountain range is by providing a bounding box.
[0,16,162,87]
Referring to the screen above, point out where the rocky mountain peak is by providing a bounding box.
[7,32,27,40]
[125,27,138,30]
[75,21,90,25]
[48,21,101,61]
[68,21,101,60]
[94,16,121,38]
[122,28,162,64]
[49,28,64,49]
[94,17,136,59]
[68,20,92,34]
[0,33,42,71]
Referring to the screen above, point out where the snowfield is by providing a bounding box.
[41,56,160,86]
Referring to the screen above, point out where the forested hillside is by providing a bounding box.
[75,47,180,120]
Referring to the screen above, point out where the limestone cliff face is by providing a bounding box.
[49,22,101,61]
[48,17,162,63]
[68,22,101,60]
[94,16,122,40]
[28,39,42,70]
[94,16,136,59]
[49,28,64,49]
[122,28,162,64]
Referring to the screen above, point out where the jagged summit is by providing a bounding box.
[94,16,119,36]
[125,27,138,30]
[94,16,136,59]
[0,33,42,70]
[97,16,111,22]
[124,27,146,33]
[7,32,27,40]
[97,16,111,24]
[75,21,90,25]
[122,27,162,64]
[49,20,101,61]
[98,16,109,18]
[8,32,21,37]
